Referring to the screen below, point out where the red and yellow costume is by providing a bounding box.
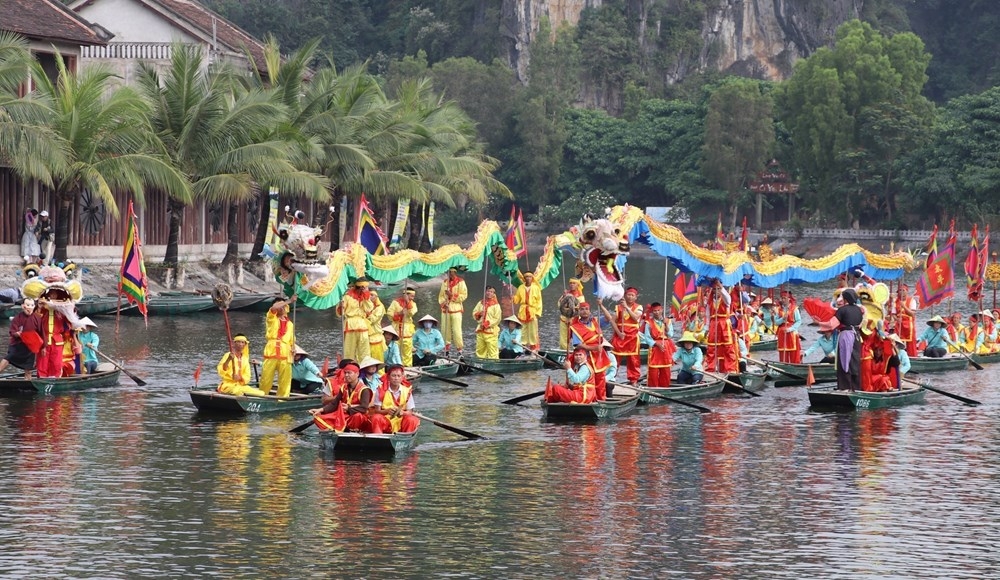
[37,305,72,378]
[894,287,918,357]
[337,285,372,362]
[611,289,644,383]
[261,304,295,398]
[438,271,468,351]
[314,377,377,433]
[387,293,418,366]
[703,285,739,373]
[946,316,965,353]
[472,293,502,359]
[370,384,420,433]
[546,356,597,404]
[558,279,584,349]
[513,275,543,350]
[217,339,267,397]
[776,294,802,364]
[645,311,675,388]
[570,316,611,400]
[862,335,898,392]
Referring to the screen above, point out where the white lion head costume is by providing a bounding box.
[21,263,84,328]
[574,215,630,302]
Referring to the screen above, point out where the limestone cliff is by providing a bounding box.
[501,0,864,106]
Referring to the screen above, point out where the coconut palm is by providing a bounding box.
[27,52,190,262]
[136,45,329,266]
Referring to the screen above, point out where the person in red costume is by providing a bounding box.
[370,364,420,433]
[776,291,802,363]
[36,297,73,378]
[569,302,618,400]
[311,361,377,432]
[0,299,42,379]
[545,347,597,404]
[703,279,739,373]
[894,284,918,357]
[611,287,644,384]
[643,302,675,388]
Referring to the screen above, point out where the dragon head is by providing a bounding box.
[274,222,330,287]
[21,263,84,327]
[575,216,630,302]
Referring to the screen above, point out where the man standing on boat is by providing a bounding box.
[776,291,802,363]
[834,288,864,390]
[438,267,468,355]
[260,296,296,397]
[472,285,502,359]
[217,334,267,397]
[387,286,418,366]
[703,279,739,373]
[370,364,420,433]
[643,302,675,388]
[611,287,644,385]
[894,284,918,356]
[36,297,73,378]
[558,278,584,349]
[569,302,619,400]
[365,290,387,361]
[513,271,543,351]
[337,277,372,362]
[545,347,596,404]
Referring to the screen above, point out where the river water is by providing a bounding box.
[2,255,999,578]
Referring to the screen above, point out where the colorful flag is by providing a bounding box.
[505,206,527,258]
[965,224,984,301]
[356,194,388,255]
[118,200,149,322]
[193,360,203,388]
[916,224,954,308]
[738,216,748,252]
[671,271,697,318]
[714,213,725,250]
[390,198,410,249]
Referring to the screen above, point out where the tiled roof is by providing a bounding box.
[149,0,268,73]
[0,0,108,45]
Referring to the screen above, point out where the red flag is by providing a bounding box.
[671,272,687,318]
[965,224,984,301]
[739,216,748,252]
[806,365,815,387]
[505,207,527,258]
[917,225,955,308]
[193,360,203,387]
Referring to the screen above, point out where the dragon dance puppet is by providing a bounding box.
[21,263,85,377]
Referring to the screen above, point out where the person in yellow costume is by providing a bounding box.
[364,286,386,361]
[217,334,267,396]
[260,296,296,397]
[513,271,543,351]
[558,278,585,349]
[472,285,503,358]
[337,277,372,362]
[438,267,468,354]
[386,286,419,366]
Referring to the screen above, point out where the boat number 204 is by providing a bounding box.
[854,398,870,408]
[245,402,262,412]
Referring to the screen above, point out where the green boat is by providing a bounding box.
[412,362,460,379]
[189,387,323,414]
[765,361,837,385]
[908,355,968,373]
[123,293,216,316]
[970,351,1000,365]
[637,378,724,404]
[807,384,926,409]
[0,304,16,320]
[75,295,133,316]
[318,430,418,456]
[724,369,767,394]
[226,293,271,311]
[749,335,778,352]
[541,392,640,420]
[29,369,121,394]
[0,374,36,394]
[462,354,544,374]
[540,347,649,366]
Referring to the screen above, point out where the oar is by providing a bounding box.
[407,367,469,388]
[526,349,564,370]
[611,381,711,413]
[289,417,317,433]
[437,353,505,378]
[94,349,147,386]
[412,412,484,440]
[902,377,981,406]
[746,356,807,383]
[957,349,985,371]
[501,390,546,405]
[702,369,761,397]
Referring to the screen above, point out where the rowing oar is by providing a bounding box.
[436,353,505,378]
[902,377,981,406]
[412,412,484,440]
[746,356,807,383]
[407,367,469,388]
[956,349,985,371]
[94,349,147,386]
[610,381,711,413]
[290,416,318,433]
[501,390,546,405]
[701,370,761,397]
[526,349,564,370]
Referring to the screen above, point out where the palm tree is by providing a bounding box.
[0,32,68,192]
[27,52,190,262]
[137,45,329,266]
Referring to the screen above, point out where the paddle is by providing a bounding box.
[412,412,484,440]
[94,349,147,386]
[437,353,505,378]
[526,349,564,370]
[289,417,317,433]
[702,369,761,397]
[901,377,981,406]
[746,356,807,382]
[957,349,985,371]
[500,390,546,405]
[610,381,711,413]
[407,367,469,388]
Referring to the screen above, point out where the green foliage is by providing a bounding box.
[435,204,481,235]
[535,189,620,231]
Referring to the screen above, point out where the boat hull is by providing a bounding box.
[808,386,926,409]
[970,351,1000,365]
[749,335,778,352]
[541,393,640,420]
[318,430,417,455]
[28,369,121,394]
[462,355,544,374]
[638,379,724,404]
[908,355,968,373]
[189,387,322,414]
[766,361,837,385]
[413,362,460,379]
[724,370,767,394]
[540,348,649,366]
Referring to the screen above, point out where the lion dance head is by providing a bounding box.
[21,262,84,328]
[574,215,630,302]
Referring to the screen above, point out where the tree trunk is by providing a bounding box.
[249,188,271,264]
[54,193,73,264]
[164,198,185,266]
[407,202,425,251]
[222,202,239,265]
[327,189,343,251]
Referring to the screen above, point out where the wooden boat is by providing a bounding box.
[189,386,323,414]
[75,294,130,316]
[462,354,544,374]
[1,303,19,320]
[0,374,37,394]
[807,384,926,409]
[226,293,271,311]
[540,347,649,366]
[412,362,460,379]
[724,369,767,394]
[124,293,216,316]
[970,351,1000,365]
[637,378,724,405]
[317,430,418,456]
[766,361,836,385]
[28,369,121,394]
[749,335,778,352]
[908,354,968,373]
[541,392,640,420]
